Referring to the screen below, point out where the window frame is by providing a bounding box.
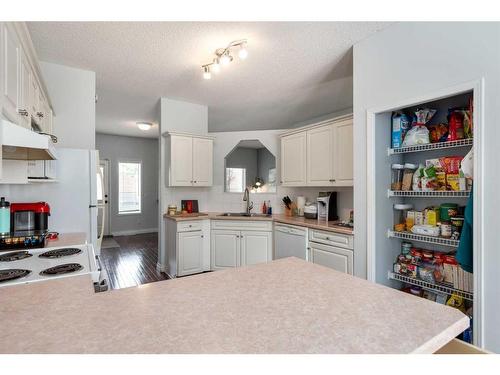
[117,159,143,215]
[225,167,247,193]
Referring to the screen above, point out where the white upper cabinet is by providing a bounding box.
[1,23,20,123]
[280,115,353,187]
[0,22,54,134]
[307,123,334,186]
[333,118,354,186]
[18,50,32,128]
[280,131,307,186]
[165,132,214,187]
[192,137,213,186]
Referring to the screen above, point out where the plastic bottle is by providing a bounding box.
[0,197,10,235]
[262,201,267,214]
[267,201,272,215]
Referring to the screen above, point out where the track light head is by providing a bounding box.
[203,66,211,80]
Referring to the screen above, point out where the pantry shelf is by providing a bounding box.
[387,138,473,155]
[388,271,473,301]
[387,190,471,198]
[387,230,460,248]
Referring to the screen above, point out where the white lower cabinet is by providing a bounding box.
[177,231,204,277]
[308,228,354,274]
[240,231,273,266]
[211,221,273,270]
[211,230,240,270]
[309,242,353,275]
[165,219,210,278]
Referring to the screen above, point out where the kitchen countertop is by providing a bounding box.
[45,232,88,248]
[164,212,353,235]
[0,257,466,354]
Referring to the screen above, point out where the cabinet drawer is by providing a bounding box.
[309,229,353,249]
[211,220,273,232]
[177,220,203,232]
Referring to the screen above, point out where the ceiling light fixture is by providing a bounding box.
[137,122,152,131]
[203,66,211,80]
[201,39,248,79]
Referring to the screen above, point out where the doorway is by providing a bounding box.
[98,159,111,237]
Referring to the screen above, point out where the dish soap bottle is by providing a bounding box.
[0,197,10,235]
[262,201,267,214]
[267,200,272,215]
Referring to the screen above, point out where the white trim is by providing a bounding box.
[279,113,353,137]
[111,228,158,237]
[365,79,484,347]
[162,131,215,140]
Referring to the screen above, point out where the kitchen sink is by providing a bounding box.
[218,212,271,218]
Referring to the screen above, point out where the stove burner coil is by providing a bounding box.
[0,251,33,262]
[39,263,83,276]
[0,269,31,283]
[39,248,82,259]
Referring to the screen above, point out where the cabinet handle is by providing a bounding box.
[329,179,335,182]
[18,109,29,116]
[326,237,330,240]
[36,112,44,118]
[193,180,197,183]
[201,234,204,238]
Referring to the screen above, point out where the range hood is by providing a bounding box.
[1,119,57,160]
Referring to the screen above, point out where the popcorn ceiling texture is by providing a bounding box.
[27,22,390,137]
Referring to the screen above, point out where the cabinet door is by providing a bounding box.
[307,123,334,186]
[240,231,272,266]
[211,230,240,270]
[30,74,39,122]
[333,119,353,186]
[280,132,307,186]
[177,231,204,276]
[1,23,20,122]
[192,137,213,186]
[17,51,31,129]
[310,242,353,274]
[169,135,193,186]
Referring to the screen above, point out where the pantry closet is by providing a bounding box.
[366,81,483,346]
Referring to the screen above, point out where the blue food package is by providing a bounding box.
[391,112,412,148]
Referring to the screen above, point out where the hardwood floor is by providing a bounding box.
[100,232,169,290]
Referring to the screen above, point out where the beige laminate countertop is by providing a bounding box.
[44,232,88,248]
[0,257,467,354]
[164,212,354,235]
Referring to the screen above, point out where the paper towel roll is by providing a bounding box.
[296,196,305,216]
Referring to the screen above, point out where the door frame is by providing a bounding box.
[99,159,111,236]
[365,78,484,347]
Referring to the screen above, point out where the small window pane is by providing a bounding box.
[119,162,141,214]
[226,168,246,193]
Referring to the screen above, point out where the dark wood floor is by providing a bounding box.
[100,232,169,290]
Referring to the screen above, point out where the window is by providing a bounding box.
[118,162,141,214]
[226,168,246,193]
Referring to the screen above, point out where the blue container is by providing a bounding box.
[0,197,10,235]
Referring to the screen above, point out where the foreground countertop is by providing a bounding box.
[0,258,466,354]
[164,212,353,235]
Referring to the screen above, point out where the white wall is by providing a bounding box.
[40,62,96,149]
[353,22,500,352]
[96,133,159,235]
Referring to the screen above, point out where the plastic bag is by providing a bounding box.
[402,125,430,147]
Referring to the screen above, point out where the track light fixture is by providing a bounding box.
[201,39,248,79]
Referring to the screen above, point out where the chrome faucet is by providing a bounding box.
[243,188,253,214]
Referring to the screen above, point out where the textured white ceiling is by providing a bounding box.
[27,22,391,138]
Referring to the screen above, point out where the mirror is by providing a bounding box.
[224,140,277,193]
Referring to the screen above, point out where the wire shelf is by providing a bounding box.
[388,190,471,198]
[388,138,473,155]
[387,230,460,248]
[388,271,474,301]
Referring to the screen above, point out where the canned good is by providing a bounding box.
[450,216,464,240]
[401,241,412,256]
[441,221,452,238]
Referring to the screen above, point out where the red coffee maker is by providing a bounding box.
[10,202,51,232]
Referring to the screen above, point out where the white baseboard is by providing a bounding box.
[111,228,158,237]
